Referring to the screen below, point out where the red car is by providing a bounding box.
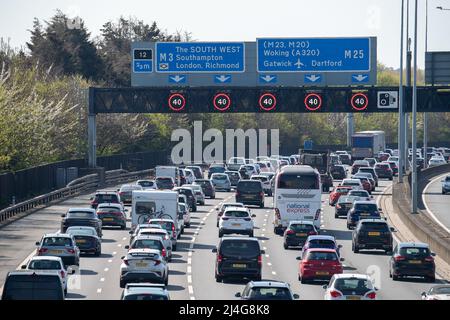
[297,249,344,283]
[353,176,372,194]
[329,186,352,206]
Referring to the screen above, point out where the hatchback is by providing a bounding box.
[193,179,216,198]
[126,235,169,261]
[374,163,393,180]
[66,226,102,256]
[216,202,245,227]
[323,274,377,300]
[36,234,80,267]
[118,184,143,204]
[301,235,342,258]
[218,207,255,237]
[96,203,126,229]
[211,173,232,192]
[121,283,170,300]
[120,249,168,287]
[283,220,318,249]
[297,249,344,283]
[352,219,394,254]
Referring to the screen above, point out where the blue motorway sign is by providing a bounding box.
[257,38,371,73]
[156,42,245,73]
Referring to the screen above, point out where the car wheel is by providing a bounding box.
[283,243,288,250]
[300,276,307,284]
[215,274,222,283]
[249,232,254,237]
[64,287,67,296]
[186,223,190,228]
[392,273,399,281]
[216,222,219,228]
[121,225,126,230]
[254,275,262,281]
[427,276,435,283]
[95,249,101,257]
[193,206,197,212]
[120,280,126,288]
[172,244,177,251]
[259,203,264,208]
[335,213,339,218]
[219,231,224,238]
[165,274,169,286]
[354,244,359,253]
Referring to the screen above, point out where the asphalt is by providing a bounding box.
[0,177,446,300]
[422,172,450,232]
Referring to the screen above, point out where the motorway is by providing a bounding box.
[1,175,447,300]
[422,172,450,233]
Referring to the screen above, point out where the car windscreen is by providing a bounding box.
[308,240,335,249]
[306,251,338,261]
[138,181,154,187]
[3,275,62,300]
[277,173,319,189]
[399,247,430,258]
[248,287,291,300]
[360,223,389,232]
[224,211,249,218]
[430,286,450,295]
[252,177,268,182]
[150,221,174,232]
[334,278,371,296]
[210,167,225,174]
[237,181,262,192]
[336,188,350,194]
[220,240,260,257]
[156,179,173,188]
[28,260,62,270]
[123,293,168,300]
[349,191,368,197]
[290,224,315,232]
[42,237,72,247]
[67,212,95,219]
[354,204,377,212]
[132,239,163,250]
[213,175,228,180]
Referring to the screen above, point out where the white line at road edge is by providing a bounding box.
[422,173,450,234]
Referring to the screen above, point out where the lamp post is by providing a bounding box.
[398,0,405,183]
[411,0,418,213]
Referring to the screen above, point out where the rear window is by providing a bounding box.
[210,167,226,174]
[336,188,350,194]
[28,260,62,270]
[213,175,228,180]
[248,287,291,300]
[354,204,377,212]
[360,222,389,231]
[334,278,371,296]
[67,211,95,219]
[138,181,154,187]
[290,224,315,232]
[220,240,260,257]
[237,181,262,192]
[42,237,72,247]
[252,176,268,182]
[277,173,319,189]
[306,251,338,261]
[349,191,369,197]
[123,294,168,300]
[308,240,336,249]
[3,275,62,300]
[96,194,119,202]
[257,163,267,168]
[224,211,249,218]
[132,239,163,250]
[156,178,174,189]
[399,247,430,257]
[151,221,175,232]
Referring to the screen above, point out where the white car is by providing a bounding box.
[250,175,273,196]
[341,178,363,191]
[323,274,378,300]
[136,180,157,190]
[184,169,196,184]
[179,203,191,227]
[119,249,169,288]
[129,224,162,244]
[428,157,446,167]
[421,285,450,300]
[216,202,245,227]
[137,228,173,261]
[218,207,255,237]
[256,156,270,162]
[21,256,75,295]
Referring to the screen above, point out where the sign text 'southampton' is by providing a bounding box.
[156,42,245,73]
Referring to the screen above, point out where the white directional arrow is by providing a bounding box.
[294,58,304,69]
[215,75,231,83]
[261,75,276,82]
[352,74,368,82]
[306,75,321,82]
[170,75,185,83]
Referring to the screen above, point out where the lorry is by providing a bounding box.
[298,149,333,192]
[351,131,386,161]
[156,166,180,186]
[131,190,183,237]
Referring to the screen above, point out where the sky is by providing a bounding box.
[1,0,450,69]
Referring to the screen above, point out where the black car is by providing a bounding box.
[374,163,393,180]
[236,180,265,208]
[90,191,122,209]
[213,237,264,282]
[352,219,394,254]
[69,228,102,256]
[346,201,381,229]
[330,165,347,180]
[225,170,242,187]
[61,208,103,238]
[389,242,436,282]
[174,187,197,212]
[335,196,359,218]
[283,221,318,249]
[338,154,352,165]
[193,179,216,199]
[1,271,64,300]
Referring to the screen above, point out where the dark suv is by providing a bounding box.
[225,170,242,187]
[193,179,216,199]
[90,191,121,209]
[357,167,379,187]
[374,163,393,180]
[347,201,381,229]
[352,219,394,254]
[173,187,197,212]
[236,180,265,208]
[2,271,64,300]
[212,237,264,282]
[61,208,103,238]
[389,242,436,282]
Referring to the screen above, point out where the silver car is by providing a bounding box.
[35,233,80,267]
[119,249,169,287]
[129,224,162,244]
[183,184,205,205]
[211,173,232,192]
[121,283,170,300]
[136,228,173,261]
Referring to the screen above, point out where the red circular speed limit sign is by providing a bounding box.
[259,93,277,111]
[213,93,231,111]
[168,93,186,112]
[351,93,369,111]
[304,93,322,111]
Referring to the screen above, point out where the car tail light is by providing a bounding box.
[66,248,75,254]
[336,204,341,209]
[394,255,406,262]
[275,208,281,220]
[308,231,317,235]
[425,256,434,262]
[217,254,223,263]
[123,259,129,266]
[258,255,262,265]
[172,224,176,238]
[60,270,65,279]
[286,229,295,235]
[119,192,125,196]
[260,192,264,197]
[330,290,342,298]
[161,248,167,258]
[315,209,321,220]
[221,217,229,221]
[366,291,376,299]
[244,218,251,221]
[37,248,48,255]
[154,260,161,266]
[164,235,170,241]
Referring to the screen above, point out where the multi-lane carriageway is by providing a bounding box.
[0,177,447,300]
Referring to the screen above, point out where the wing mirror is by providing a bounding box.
[431,252,436,257]
[35,241,40,246]
[322,284,328,290]
[260,250,265,254]
[124,245,129,250]
[340,258,345,262]
[21,265,27,269]
[61,214,66,218]
[390,227,396,232]
[121,256,125,260]
[251,214,256,218]
[235,292,242,298]
[293,294,300,299]
[212,248,217,253]
[296,256,302,261]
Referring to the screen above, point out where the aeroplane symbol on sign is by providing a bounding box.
[295,58,305,69]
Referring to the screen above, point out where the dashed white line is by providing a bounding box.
[263,247,267,250]
[122,237,127,241]
[104,268,109,272]
[187,258,192,265]
[267,262,272,266]
[190,296,196,300]
[272,271,277,275]
[188,251,192,257]
[97,288,102,293]
[187,266,192,274]
[187,275,192,283]
[117,244,122,247]
[261,234,265,237]
[108,259,112,263]
[188,286,194,294]
[112,252,117,255]
[100,278,105,282]
[261,240,265,243]
[265,254,270,258]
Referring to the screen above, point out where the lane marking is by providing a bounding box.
[108,259,112,263]
[100,278,105,282]
[188,251,192,257]
[188,286,194,294]
[187,275,192,283]
[261,240,265,243]
[117,244,122,247]
[265,254,270,258]
[112,252,117,255]
[187,258,192,265]
[422,173,450,234]
[122,237,127,241]
[187,266,192,274]
[97,288,102,293]
[267,262,272,266]
[272,271,277,275]
[104,268,109,272]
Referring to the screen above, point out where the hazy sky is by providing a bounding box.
[1,0,450,69]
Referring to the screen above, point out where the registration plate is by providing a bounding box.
[315,271,329,275]
[368,232,380,236]
[360,213,370,216]
[232,264,246,268]
[103,218,114,221]
[232,223,241,227]
[136,262,148,267]
[49,250,63,254]
[76,239,87,244]
[346,296,361,300]
[296,233,307,237]
[409,260,422,264]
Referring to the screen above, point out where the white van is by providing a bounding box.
[156,166,180,186]
[131,191,181,233]
[273,165,322,234]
